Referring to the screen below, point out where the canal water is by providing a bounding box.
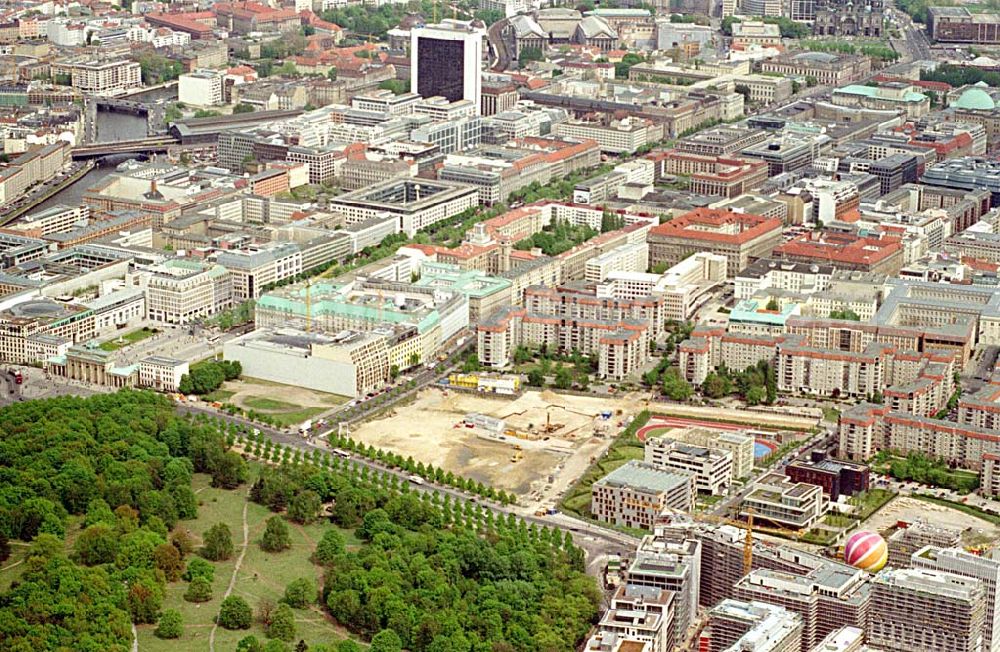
[95,110,148,144]
[32,109,151,213]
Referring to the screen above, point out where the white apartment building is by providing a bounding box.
[178,70,224,107]
[591,584,675,652]
[554,117,659,155]
[658,252,726,320]
[409,114,483,154]
[740,472,828,530]
[645,437,734,495]
[9,204,89,236]
[665,427,755,480]
[600,271,667,302]
[586,242,650,283]
[776,339,886,399]
[599,251,726,321]
[130,26,191,48]
[600,328,649,382]
[732,74,793,104]
[139,356,190,393]
[478,307,521,367]
[131,260,234,325]
[47,21,87,47]
[352,90,421,115]
[615,158,656,186]
[69,60,142,96]
[735,259,834,301]
[215,243,303,300]
[707,600,803,652]
[89,289,146,334]
[804,179,861,224]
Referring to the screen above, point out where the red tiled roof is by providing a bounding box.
[400,244,439,256]
[648,207,781,245]
[774,232,901,265]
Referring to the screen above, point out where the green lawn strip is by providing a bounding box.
[850,489,896,521]
[912,494,1000,526]
[265,407,328,427]
[822,407,840,422]
[696,494,724,511]
[243,396,301,411]
[873,453,980,493]
[800,529,839,546]
[824,514,854,528]
[99,327,159,351]
[640,426,673,440]
[203,389,236,402]
[559,411,650,518]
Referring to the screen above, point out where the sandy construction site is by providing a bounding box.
[349,388,650,499]
[856,495,1000,544]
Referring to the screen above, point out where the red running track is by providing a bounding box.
[636,416,746,442]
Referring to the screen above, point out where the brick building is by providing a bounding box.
[773,232,904,275]
[647,208,783,277]
[785,452,870,501]
[658,151,768,199]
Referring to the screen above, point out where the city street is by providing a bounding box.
[178,400,639,576]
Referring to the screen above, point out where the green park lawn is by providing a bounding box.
[135,470,365,651]
[0,542,30,592]
[236,395,330,428]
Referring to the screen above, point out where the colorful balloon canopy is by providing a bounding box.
[844,530,888,573]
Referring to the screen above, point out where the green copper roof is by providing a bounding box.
[837,85,927,104]
[954,87,996,111]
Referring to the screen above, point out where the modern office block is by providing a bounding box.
[411,19,485,112]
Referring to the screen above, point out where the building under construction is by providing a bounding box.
[651,512,871,622]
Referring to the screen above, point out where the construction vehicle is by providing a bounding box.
[511,449,524,463]
[542,411,564,435]
[504,427,532,439]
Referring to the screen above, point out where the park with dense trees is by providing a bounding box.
[0,391,244,650]
[0,391,600,651]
